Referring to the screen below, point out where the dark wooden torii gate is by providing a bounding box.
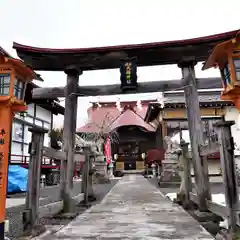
[12,29,238,212]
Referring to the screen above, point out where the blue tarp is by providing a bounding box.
[7,165,28,193]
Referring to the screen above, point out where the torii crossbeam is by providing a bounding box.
[32,77,222,99]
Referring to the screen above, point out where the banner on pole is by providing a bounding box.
[104,137,111,164]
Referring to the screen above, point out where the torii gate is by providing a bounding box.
[13,29,239,213]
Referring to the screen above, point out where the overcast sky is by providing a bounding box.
[1,0,239,127]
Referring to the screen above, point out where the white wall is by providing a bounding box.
[35,106,51,125]
[190,160,220,175]
[224,107,240,175]
[27,104,34,116]
[225,107,240,154]
[35,105,51,147]
[11,103,53,164]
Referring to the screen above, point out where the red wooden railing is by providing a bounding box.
[10,154,60,169]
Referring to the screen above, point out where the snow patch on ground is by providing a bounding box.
[165,192,228,228]
[166,193,226,206]
[166,193,177,201]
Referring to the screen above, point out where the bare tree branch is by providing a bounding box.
[77,111,120,153]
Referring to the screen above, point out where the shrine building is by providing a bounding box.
[145,89,240,175]
[77,90,237,174]
[77,100,157,172]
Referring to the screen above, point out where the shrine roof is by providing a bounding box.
[25,83,65,115]
[163,90,233,105]
[13,29,238,71]
[145,90,234,122]
[0,46,11,57]
[109,109,155,132]
[203,32,240,70]
[77,101,156,133]
[0,45,43,81]
[91,100,155,108]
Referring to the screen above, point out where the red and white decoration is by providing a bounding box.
[104,137,112,164]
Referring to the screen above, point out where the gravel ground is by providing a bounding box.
[6,179,119,239]
[6,182,82,239]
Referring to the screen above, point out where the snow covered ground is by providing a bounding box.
[166,192,228,228]
[166,192,226,206]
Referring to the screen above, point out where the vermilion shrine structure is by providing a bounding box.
[11,29,240,234]
[77,100,157,172]
[77,91,233,174]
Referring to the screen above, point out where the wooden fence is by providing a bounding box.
[22,126,93,234]
[179,117,240,233]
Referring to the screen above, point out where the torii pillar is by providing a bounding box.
[178,60,211,211]
[61,66,81,212]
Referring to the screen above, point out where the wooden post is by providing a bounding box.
[179,62,210,211]
[83,147,90,204]
[88,154,95,198]
[161,120,167,150]
[81,161,85,194]
[24,127,47,232]
[214,119,239,233]
[179,128,183,141]
[62,66,81,212]
[155,124,164,149]
[60,159,67,199]
[180,141,192,205]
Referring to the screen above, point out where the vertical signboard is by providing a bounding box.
[0,131,5,189]
[0,108,12,233]
[120,58,137,91]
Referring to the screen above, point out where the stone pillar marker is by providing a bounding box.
[177,140,192,207]
[109,161,114,178]
[151,163,156,177]
[161,136,181,183]
[178,61,210,211]
[61,66,82,212]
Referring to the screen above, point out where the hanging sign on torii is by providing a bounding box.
[120,57,137,91]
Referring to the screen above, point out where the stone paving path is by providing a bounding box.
[39,175,214,240]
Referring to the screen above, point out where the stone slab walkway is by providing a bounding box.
[38,175,214,240]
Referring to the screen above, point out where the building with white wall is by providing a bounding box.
[224,107,240,154]
[10,82,64,165]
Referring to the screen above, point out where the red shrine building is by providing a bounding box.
[77,100,160,172]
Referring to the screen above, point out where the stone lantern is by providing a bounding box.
[0,55,36,237]
[202,33,240,109]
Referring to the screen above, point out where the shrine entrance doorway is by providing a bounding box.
[111,125,156,172]
[118,142,138,171]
